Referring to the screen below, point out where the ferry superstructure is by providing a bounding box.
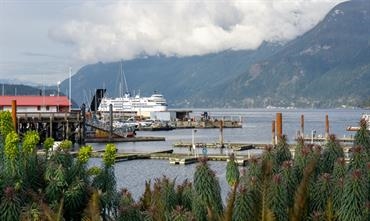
[97,91,168,115]
[94,61,168,117]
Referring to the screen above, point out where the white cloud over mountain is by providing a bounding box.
[49,0,345,63]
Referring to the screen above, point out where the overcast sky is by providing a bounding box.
[0,0,346,85]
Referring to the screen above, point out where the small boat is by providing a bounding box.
[346,113,370,131]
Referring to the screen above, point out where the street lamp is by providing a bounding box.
[311,129,316,144]
[192,129,198,157]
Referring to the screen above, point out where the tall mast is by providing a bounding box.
[121,60,129,95]
[69,67,72,112]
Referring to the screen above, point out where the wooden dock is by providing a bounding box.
[168,154,253,166]
[299,136,354,143]
[169,156,198,165]
[174,119,242,129]
[85,136,165,143]
[103,149,257,166]
[114,149,174,162]
[172,142,255,151]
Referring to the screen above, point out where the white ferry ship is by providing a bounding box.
[95,61,168,117]
[97,91,168,116]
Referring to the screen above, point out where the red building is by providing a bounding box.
[0,95,71,113]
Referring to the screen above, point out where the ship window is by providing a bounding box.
[46,106,50,111]
[37,106,41,111]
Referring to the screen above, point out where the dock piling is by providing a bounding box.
[272,120,276,145]
[11,100,17,132]
[276,112,282,140]
[325,114,330,139]
[300,114,304,137]
[219,118,224,148]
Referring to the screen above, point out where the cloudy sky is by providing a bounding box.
[0,0,346,85]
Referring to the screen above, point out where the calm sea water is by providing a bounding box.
[88,108,366,201]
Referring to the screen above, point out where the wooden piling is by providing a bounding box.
[276,112,282,139]
[325,114,329,139]
[300,114,304,137]
[11,100,17,132]
[220,119,224,148]
[272,120,276,145]
[49,116,53,138]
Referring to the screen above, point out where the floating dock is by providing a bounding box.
[85,136,165,143]
[299,136,354,143]
[172,142,255,151]
[103,149,258,166]
[175,119,242,129]
[169,156,198,165]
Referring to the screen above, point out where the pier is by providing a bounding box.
[174,119,242,129]
[10,101,165,144]
[172,142,255,151]
[104,151,257,166]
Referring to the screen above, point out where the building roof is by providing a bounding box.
[0,95,71,106]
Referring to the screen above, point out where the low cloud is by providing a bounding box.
[49,0,345,63]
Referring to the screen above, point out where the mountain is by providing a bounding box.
[60,0,370,109]
[0,84,53,96]
[219,0,370,108]
[61,43,282,108]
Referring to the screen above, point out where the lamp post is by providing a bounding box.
[192,129,197,157]
[311,129,316,144]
